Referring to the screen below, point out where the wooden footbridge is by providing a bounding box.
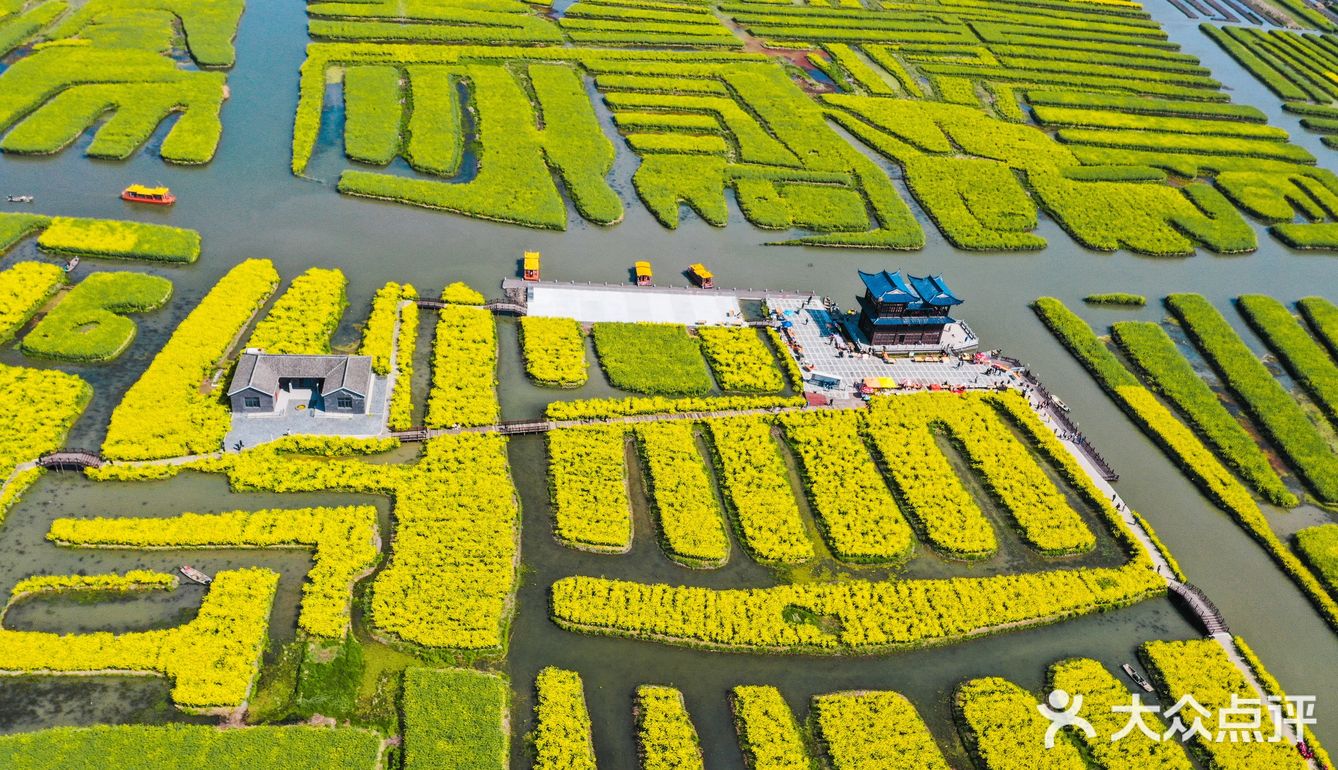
[1168,580,1230,636]
[36,450,103,470]
[415,297,527,315]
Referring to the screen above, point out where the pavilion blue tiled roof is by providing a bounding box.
[858,270,963,308]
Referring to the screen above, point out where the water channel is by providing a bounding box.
[0,0,1336,762]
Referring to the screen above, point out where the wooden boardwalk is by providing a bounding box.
[415,298,527,315]
[389,405,812,441]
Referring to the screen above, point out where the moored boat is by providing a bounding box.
[179,565,212,585]
[634,260,653,286]
[121,184,176,205]
[688,262,715,289]
[1121,663,1154,693]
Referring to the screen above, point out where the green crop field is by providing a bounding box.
[4,0,1338,766]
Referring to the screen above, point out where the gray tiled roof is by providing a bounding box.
[227,353,373,397]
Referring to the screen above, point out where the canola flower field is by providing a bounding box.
[1,0,1338,764]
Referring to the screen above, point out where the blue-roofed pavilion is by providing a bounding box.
[856,269,964,347]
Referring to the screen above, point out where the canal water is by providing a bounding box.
[0,0,1336,760]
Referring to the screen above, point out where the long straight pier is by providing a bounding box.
[499,277,818,302]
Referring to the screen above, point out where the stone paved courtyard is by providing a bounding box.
[766,296,1004,393]
[224,375,390,449]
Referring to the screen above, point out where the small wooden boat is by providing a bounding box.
[634,260,653,286]
[63,256,79,273]
[687,262,715,289]
[6,194,33,203]
[522,250,540,282]
[121,184,176,205]
[1122,663,1154,693]
[180,565,213,585]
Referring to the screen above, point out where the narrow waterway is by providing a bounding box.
[0,0,1335,753]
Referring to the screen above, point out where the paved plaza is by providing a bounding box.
[766,296,1004,393]
[526,284,743,325]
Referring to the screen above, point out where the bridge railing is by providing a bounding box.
[36,450,104,469]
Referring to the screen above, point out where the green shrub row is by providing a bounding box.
[1111,319,1296,506]
[1055,127,1312,163]
[0,43,230,165]
[0,725,383,770]
[402,668,508,770]
[1205,25,1309,99]
[1083,292,1145,306]
[1026,89,1266,121]
[1298,296,1338,358]
[1237,294,1338,425]
[1285,101,1338,119]
[903,155,1044,250]
[1273,221,1338,250]
[530,63,623,225]
[1032,105,1287,140]
[1167,293,1338,503]
[0,2,64,59]
[309,17,560,44]
[21,271,172,362]
[0,212,50,254]
[627,132,728,155]
[1,79,226,164]
[592,321,715,396]
[404,65,463,176]
[343,65,403,165]
[37,216,201,263]
[339,64,563,228]
[1034,297,1338,632]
